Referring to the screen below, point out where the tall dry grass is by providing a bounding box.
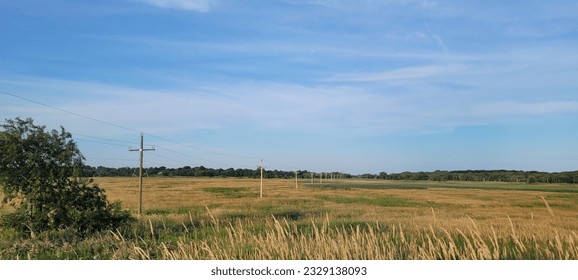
[2,178,577,260]
[2,208,576,260]
[123,209,577,260]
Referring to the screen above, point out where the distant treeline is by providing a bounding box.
[82,165,578,184]
[81,165,341,179]
[377,170,578,184]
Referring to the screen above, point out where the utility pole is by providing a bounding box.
[259,159,264,198]
[295,170,298,189]
[129,132,155,215]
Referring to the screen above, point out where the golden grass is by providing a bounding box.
[84,177,578,260]
[2,177,577,259]
[95,177,578,224]
[105,214,577,260]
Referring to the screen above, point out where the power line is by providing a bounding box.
[145,133,260,161]
[74,138,130,148]
[147,151,193,166]
[263,159,302,172]
[153,145,248,167]
[82,157,136,162]
[0,90,259,168]
[76,136,249,169]
[72,133,139,145]
[143,160,169,167]
[0,90,141,134]
[2,89,259,163]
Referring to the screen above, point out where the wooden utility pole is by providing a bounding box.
[295,171,298,189]
[129,132,155,215]
[259,159,264,198]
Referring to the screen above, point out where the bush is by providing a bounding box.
[0,118,134,237]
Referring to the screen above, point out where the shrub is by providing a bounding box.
[0,118,134,237]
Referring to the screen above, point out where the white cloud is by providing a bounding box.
[3,75,578,140]
[136,0,214,12]
[325,64,464,82]
[285,0,437,10]
[0,76,409,135]
[472,101,578,118]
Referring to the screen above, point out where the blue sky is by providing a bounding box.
[1,0,578,174]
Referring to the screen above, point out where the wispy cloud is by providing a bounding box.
[285,0,436,11]
[3,72,578,173]
[135,0,215,12]
[472,101,578,118]
[325,64,464,82]
[4,75,577,139]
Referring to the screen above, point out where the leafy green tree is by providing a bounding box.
[0,118,133,237]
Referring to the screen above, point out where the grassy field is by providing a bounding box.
[1,177,577,259]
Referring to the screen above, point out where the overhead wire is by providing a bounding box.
[71,132,250,169]
[152,144,255,168]
[1,89,262,168]
[263,159,304,172]
[73,137,130,148]
[146,133,260,161]
[147,151,193,167]
[0,90,141,133]
[71,133,140,146]
[82,157,136,162]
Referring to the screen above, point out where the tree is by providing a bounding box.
[0,118,133,237]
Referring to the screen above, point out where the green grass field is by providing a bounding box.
[1,177,577,259]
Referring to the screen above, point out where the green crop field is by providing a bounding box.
[1,177,577,260]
